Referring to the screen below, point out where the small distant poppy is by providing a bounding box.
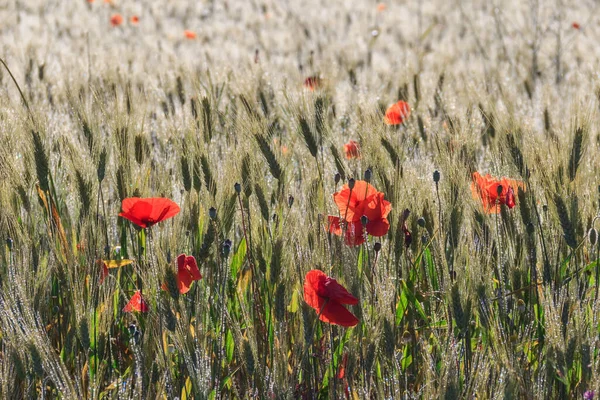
[123,290,149,313]
[110,14,123,27]
[119,197,180,229]
[344,140,360,159]
[130,15,139,25]
[377,3,386,11]
[471,172,525,214]
[384,100,411,125]
[162,254,202,294]
[328,180,392,246]
[303,76,321,91]
[184,30,197,39]
[303,270,359,327]
[572,22,581,30]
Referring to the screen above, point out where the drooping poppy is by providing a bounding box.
[328,180,392,245]
[344,140,360,159]
[470,172,525,214]
[303,270,359,327]
[110,14,123,27]
[119,197,180,229]
[130,15,139,25]
[123,290,149,313]
[384,100,410,125]
[303,76,321,91]
[162,254,202,294]
[184,30,197,39]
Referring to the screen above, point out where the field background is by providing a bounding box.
[1,0,600,398]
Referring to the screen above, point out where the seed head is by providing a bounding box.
[348,178,355,190]
[234,182,242,194]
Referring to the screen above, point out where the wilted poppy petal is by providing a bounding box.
[175,254,202,294]
[123,290,149,312]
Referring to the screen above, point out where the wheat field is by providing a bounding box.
[1,0,600,399]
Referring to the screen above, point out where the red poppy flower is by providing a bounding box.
[110,14,123,27]
[384,100,411,125]
[162,254,202,294]
[344,140,360,159]
[184,30,197,39]
[328,180,392,246]
[470,172,525,214]
[123,290,149,313]
[303,270,359,327]
[572,22,581,30]
[303,76,321,91]
[130,15,139,25]
[377,3,386,12]
[119,197,180,228]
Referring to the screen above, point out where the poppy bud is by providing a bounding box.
[222,239,232,258]
[6,237,13,250]
[542,204,548,213]
[402,331,412,344]
[334,172,341,185]
[433,170,440,183]
[361,215,368,227]
[166,250,171,264]
[517,298,525,313]
[288,195,294,208]
[374,242,381,252]
[364,168,372,183]
[590,228,598,246]
[104,245,111,257]
[209,207,217,220]
[526,223,535,235]
[417,217,425,227]
[234,182,241,193]
[348,178,355,190]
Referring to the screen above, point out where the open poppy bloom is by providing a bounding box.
[471,172,525,214]
[384,100,410,125]
[328,180,392,245]
[162,254,202,294]
[119,197,180,228]
[303,76,321,91]
[110,14,123,27]
[184,30,197,39]
[303,270,359,327]
[123,290,149,313]
[344,140,360,159]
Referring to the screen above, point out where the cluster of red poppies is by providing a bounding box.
[108,197,202,312]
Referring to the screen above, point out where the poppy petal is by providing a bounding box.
[366,218,390,237]
[123,290,149,312]
[345,221,365,246]
[320,301,359,327]
[328,216,343,236]
[324,278,359,305]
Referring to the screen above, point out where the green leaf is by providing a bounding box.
[226,329,234,363]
